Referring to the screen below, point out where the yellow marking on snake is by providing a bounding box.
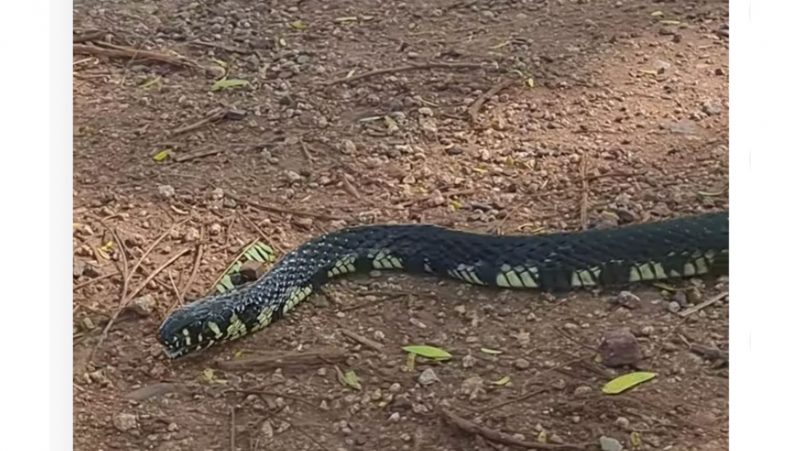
[207,322,223,339]
[182,328,192,346]
[256,307,273,327]
[283,285,313,314]
[328,256,357,278]
[226,313,248,340]
[450,264,485,285]
[519,270,538,288]
[503,270,524,288]
[628,266,642,282]
[571,268,599,287]
[495,273,511,287]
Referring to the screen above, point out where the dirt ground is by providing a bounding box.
[72,0,729,450]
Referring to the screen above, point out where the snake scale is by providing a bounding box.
[158,211,728,358]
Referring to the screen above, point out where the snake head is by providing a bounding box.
[157,297,231,359]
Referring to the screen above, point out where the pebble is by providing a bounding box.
[573,385,592,396]
[183,227,200,242]
[598,328,642,367]
[701,100,723,115]
[599,436,623,451]
[128,294,156,317]
[211,187,224,200]
[418,107,434,116]
[388,383,402,393]
[513,358,531,370]
[341,139,357,154]
[209,223,223,235]
[672,291,689,308]
[285,170,303,183]
[73,260,86,278]
[112,412,138,432]
[614,416,630,429]
[667,301,682,313]
[418,368,439,386]
[615,291,641,309]
[462,354,477,368]
[259,420,274,440]
[388,412,400,422]
[157,185,175,198]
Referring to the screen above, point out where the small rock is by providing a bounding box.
[595,211,620,229]
[388,382,402,393]
[614,416,630,429]
[513,358,531,370]
[112,412,138,432]
[462,353,477,368]
[211,188,224,200]
[209,223,223,235]
[687,286,704,304]
[388,412,400,422]
[341,139,357,154]
[167,422,179,432]
[573,385,592,396]
[598,328,642,367]
[418,107,434,116]
[240,261,267,281]
[293,217,313,229]
[428,190,446,207]
[667,301,682,313]
[129,294,156,317]
[183,227,200,243]
[409,317,427,328]
[285,170,303,183]
[73,260,86,278]
[672,291,689,308]
[599,436,623,451]
[418,368,439,386]
[259,420,274,440]
[445,146,465,155]
[701,100,723,116]
[460,376,484,399]
[157,185,175,198]
[615,291,641,309]
[640,325,655,336]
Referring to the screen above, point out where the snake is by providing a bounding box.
[158,211,728,358]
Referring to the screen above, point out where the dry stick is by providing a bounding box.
[173,148,226,163]
[678,291,728,318]
[175,242,204,308]
[130,218,190,283]
[340,329,385,352]
[171,107,229,136]
[73,273,116,291]
[238,212,286,254]
[324,62,485,86]
[226,193,347,221]
[73,44,195,68]
[579,155,589,230]
[128,248,192,301]
[440,408,591,450]
[86,227,130,364]
[467,78,515,122]
[73,30,108,43]
[216,348,348,371]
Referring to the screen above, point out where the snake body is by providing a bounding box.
[158,212,728,358]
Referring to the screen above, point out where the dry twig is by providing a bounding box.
[171,108,245,136]
[440,408,592,450]
[678,291,728,318]
[216,348,348,371]
[467,78,515,122]
[73,43,196,69]
[226,193,347,221]
[323,62,485,86]
[340,329,384,352]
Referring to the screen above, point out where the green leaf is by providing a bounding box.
[490,376,511,386]
[335,366,362,390]
[402,345,452,361]
[602,371,657,395]
[211,78,250,91]
[290,20,308,30]
[254,243,275,261]
[152,149,171,162]
[217,275,234,293]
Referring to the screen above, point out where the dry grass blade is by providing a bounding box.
[323,62,485,86]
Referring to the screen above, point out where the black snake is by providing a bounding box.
[158,211,728,358]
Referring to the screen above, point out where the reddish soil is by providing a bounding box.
[73,0,729,450]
